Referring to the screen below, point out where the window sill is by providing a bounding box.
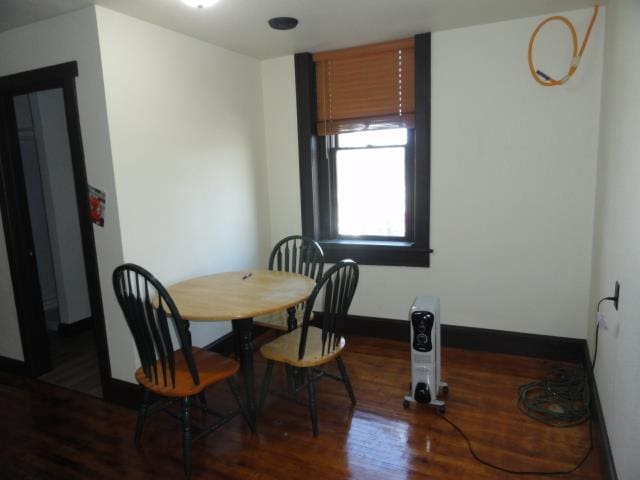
[319,239,431,267]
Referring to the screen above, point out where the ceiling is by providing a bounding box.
[0,0,599,59]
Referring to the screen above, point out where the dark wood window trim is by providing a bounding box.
[295,33,432,267]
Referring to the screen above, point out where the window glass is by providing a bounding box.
[337,128,408,148]
[335,146,406,237]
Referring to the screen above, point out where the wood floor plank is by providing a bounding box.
[39,330,102,398]
[0,336,605,479]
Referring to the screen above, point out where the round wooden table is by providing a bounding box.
[166,270,316,418]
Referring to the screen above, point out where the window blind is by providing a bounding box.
[313,38,415,136]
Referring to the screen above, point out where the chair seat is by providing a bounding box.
[253,308,310,332]
[260,326,345,368]
[135,347,239,397]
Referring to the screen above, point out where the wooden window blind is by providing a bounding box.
[313,38,415,136]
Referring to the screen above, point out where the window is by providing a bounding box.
[327,128,412,239]
[295,33,432,267]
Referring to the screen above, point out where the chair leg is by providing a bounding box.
[182,396,192,479]
[336,356,356,406]
[198,392,208,412]
[305,368,318,436]
[228,376,256,433]
[134,388,150,446]
[259,361,275,412]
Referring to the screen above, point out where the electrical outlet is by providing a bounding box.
[613,281,620,310]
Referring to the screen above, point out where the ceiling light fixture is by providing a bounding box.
[268,17,299,30]
[181,0,219,8]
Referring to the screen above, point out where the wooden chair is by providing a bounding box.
[259,259,359,436]
[253,235,324,332]
[112,263,252,478]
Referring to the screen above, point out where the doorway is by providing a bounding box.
[0,62,110,397]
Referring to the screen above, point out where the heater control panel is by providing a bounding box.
[412,311,434,352]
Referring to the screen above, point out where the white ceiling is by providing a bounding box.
[0,0,599,59]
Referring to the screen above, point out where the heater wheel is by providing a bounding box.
[437,404,446,414]
[403,399,410,408]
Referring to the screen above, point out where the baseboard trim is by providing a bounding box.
[58,317,93,337]
[202,325,269,356]
[440,324,585,363]
[202,331,235,356]
[0,355,30,376]
[334,314,585,363]
[583,343,618,480]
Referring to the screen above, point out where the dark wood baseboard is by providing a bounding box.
[202,331,237,356]
[57,316,93,337]
[332,314,585,363]
[440,324,585,363]
[202,325,269,357]
[0,355,31,376]
[583,343,619,480]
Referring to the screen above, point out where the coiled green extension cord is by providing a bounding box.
[517,367,590,427]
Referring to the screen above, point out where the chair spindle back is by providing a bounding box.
[269,235,324,283]
[299,260,359,360]
[113,263,199,389]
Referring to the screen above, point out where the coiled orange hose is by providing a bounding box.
[528,5,599,87]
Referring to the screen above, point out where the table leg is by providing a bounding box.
[235,318,256,423]
[286,306,298,331]
[231,320,241,360]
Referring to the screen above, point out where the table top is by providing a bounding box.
[166,270,316,321]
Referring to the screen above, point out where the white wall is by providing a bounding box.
[95,7,269,351]
[260,8,604,339]
[0,7,130,377]
[261,56,301,242]
[589,1,640,478]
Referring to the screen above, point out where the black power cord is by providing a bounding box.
[437,411,593,476]
[436,296,612,476]
[591,296,611,369]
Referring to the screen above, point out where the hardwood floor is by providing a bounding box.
[38,330,102,397]
[0,336,605,479]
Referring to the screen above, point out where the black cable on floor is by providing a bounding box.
[437,411,593,476]
[436,299,607,476]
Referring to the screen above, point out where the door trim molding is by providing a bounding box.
[0,62,112,391]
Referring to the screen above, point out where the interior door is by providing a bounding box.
[0,94,51,375]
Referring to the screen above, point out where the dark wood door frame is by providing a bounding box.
[0,62,112,389]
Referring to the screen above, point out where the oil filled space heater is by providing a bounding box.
[404,296,447,412]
